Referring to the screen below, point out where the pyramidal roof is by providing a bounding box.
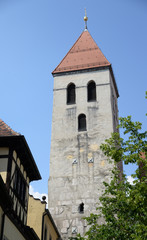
[0,119,20,136]
[52,30,111,74]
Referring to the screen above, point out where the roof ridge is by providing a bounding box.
[0,119,20,136]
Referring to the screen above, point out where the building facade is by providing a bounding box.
[0,119,41,240]
[0,119,61,240]
[27,195,61,240]
[48,27,119,239]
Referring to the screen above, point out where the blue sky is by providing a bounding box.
[0,0,146,195]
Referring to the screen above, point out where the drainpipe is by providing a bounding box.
[41,211,48,240]
[41,196,47,240]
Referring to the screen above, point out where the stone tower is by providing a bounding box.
[48,24,119,239]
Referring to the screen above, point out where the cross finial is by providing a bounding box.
[84,8,88,30]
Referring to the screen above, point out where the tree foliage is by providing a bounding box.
[73,93,147,240]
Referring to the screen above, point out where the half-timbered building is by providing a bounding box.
[0,119,41,240]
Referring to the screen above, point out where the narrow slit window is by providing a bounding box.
[78,114,86,131]
[67,83,76,104]
[78,203,84,213]
[87,81,96,101]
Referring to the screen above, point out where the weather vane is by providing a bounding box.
[84,8,88,30]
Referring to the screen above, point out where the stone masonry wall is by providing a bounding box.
[48,69,118,239]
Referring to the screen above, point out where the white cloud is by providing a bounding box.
[29,185,48,208]
[127,175,135,185]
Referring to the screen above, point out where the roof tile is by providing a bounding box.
[0,119,20,136]
[52,30,110,74]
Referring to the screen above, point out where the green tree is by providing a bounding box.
[73,93,147,240]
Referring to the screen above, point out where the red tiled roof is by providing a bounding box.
[0,119,41,181]
[52,30,111,74]
[0,119,20,136]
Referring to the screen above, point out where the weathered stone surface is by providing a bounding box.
[63,220,69,228]
[83,219,87,227]
[85,198,95,204]
[72,205,78,213]
[48,67,119,240]
[78,226,84,235]
[61,228,68,234]
[61,200,72,206]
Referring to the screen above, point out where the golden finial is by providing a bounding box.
[84,8,88,30]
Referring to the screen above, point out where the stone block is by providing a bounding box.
[72,205,78,213]
[61,228,68,234]
[63,220,69,228]
[72,219,76,226]
[86,198,95,204]
[83,219,87,227]
[61,200,72,206]
[49,207,54,215]
[72,178,77,185]
[55,206,64,215]
[78,226,84,235]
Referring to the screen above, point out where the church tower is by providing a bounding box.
[48,14,119,239]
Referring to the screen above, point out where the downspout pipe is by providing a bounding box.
[41,211,47,240]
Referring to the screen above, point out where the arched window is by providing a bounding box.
[67,83,75,104]
[87,81,96,101]
[78,114,86,131]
